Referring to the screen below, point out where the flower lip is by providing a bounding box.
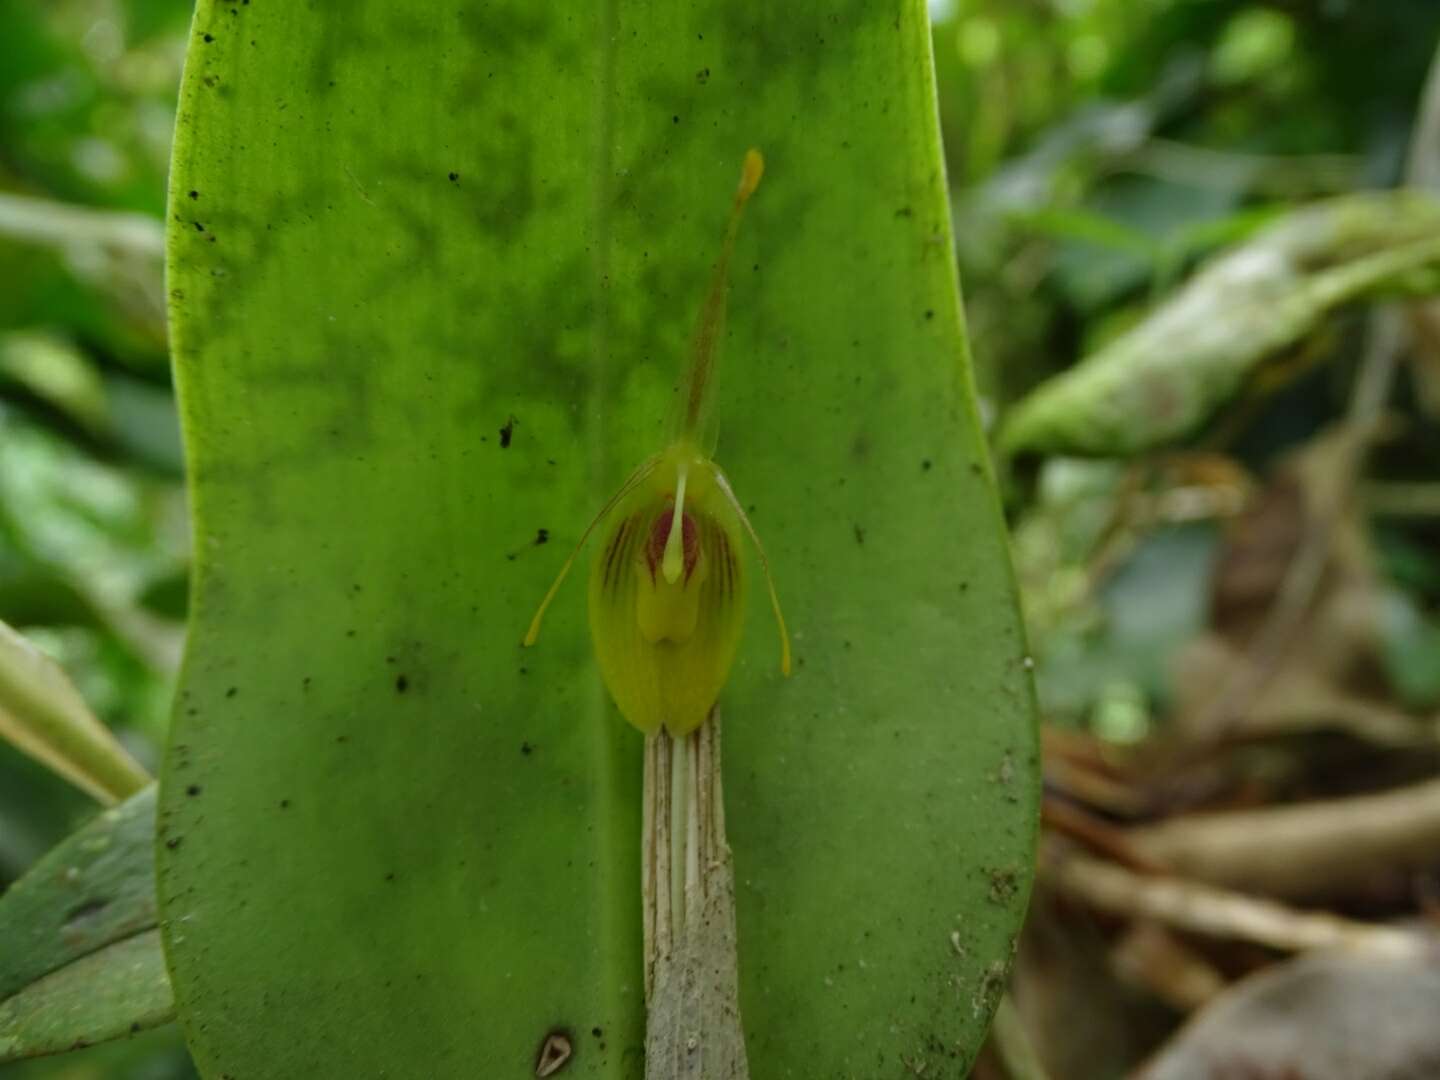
[645,503,701,584]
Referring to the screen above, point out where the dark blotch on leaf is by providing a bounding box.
[499,416,515,448]
[448,171,459,182]
[395,674,409,693]
[535,528,549,545]
[186,784,202,797]
[63,899,109,927]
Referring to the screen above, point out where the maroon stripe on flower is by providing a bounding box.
[603,516,632,589]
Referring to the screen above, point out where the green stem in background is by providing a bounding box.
[0,619,150,804]
[0,192,163,256]
[0,192,168,347]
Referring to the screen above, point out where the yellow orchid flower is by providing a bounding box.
[524,150,790,736]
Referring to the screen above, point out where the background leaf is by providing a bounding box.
[0,785,158,1001]
[999,191,1440,459]
[158,2,1038,1078]
[0,785,169,1063]
[0,931,172,1064]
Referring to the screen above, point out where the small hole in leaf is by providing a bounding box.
[535,1031,572,1076]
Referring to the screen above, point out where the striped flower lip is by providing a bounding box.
[587,445,748,736]
[525,440,789,738]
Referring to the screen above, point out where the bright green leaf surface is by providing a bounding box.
[160,3,1038,1078]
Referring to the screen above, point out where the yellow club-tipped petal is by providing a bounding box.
[712,466,791,677]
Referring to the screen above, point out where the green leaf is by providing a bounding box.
[0,331,111,437]
[1000,191,1440,459]
[0,785,158,1000]
[0,785,170,1063]
[0,931,172,1063]
[0,618,150,804]
[0,192,169,360]
[160,3,1038,1077]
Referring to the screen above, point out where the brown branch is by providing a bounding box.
[1124,776,1440,898]
[1042,796,1165,872]
[1047,848,1422,957]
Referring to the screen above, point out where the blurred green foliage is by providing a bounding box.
[932,0,1440,741]
[0,0,188,873]
[938,0,1440,401]
[4,0,1440,1075]
[1,3,192,1073]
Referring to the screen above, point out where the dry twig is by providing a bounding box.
[1048,848,1422,957]
[1125,776,1440,898]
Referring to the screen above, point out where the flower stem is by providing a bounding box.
[642,712,750,1079]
